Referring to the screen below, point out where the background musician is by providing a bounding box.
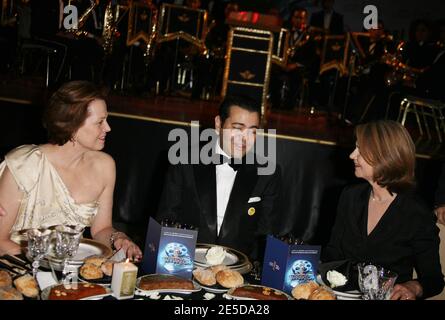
[347,21,395,123]
[29,0,104,83]
[310,0,343,35]
[270,6,319,110]
[191,1,239,99]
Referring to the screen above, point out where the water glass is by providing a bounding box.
[53,225,84,280]
[358,263,398,300]
[27,228,52,278]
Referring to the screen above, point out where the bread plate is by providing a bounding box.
[194,244,251,273]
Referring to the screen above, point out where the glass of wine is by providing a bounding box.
[53,225,84,284]
[27,228,52,278]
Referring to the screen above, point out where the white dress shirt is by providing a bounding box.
[215,140,238,236]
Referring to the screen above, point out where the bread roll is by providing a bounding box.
[193,268,216,286]
[80,263,103,280]
[0,270,12,288]
[215,269,244,288]
[0,287,23,300]
[308,287,336,300]
[210,264,228,275]
[291,281,319,300]
[101,261,114,277]
[13,274,39,298]
[84,255,107,267]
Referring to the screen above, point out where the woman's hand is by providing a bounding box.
[113,233,143,263]
[435,206,445,225]
[390,281,422,300]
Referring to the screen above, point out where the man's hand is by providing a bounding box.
[435,206,445,225]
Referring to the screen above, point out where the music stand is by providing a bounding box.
[156,3,208,49]
[271,28,290,67]
[319,33,350,76]
[127,1,157,47]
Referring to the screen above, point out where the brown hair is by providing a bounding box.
[43,81,107,145]
[355,120,416,193]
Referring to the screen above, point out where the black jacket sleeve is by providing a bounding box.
[411,205,445,298]
[322,185,349,262]
[156,164,183,222]
[435,163,445,207]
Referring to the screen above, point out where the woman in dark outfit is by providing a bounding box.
[323,120,444,300]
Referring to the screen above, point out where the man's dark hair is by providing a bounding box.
[219,95,261,124]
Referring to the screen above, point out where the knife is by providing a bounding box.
[0,258,28,275]
[4,255,32,270]
[0,260,23,275]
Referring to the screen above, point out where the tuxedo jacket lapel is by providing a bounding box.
[193,162,218,240]
[219,165,258,240]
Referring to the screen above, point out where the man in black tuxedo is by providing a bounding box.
[157,95,281,261]
[310,0,343,35]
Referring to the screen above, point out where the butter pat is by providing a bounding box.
[326,270,348,288]
[205,246,227,265]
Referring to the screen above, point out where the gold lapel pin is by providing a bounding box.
[248,207,255,216]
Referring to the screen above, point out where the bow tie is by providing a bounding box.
[218,154,244,171]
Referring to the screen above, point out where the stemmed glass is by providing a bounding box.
[53,225,84,285]
[26,228,52,278]
[357,263,398,300]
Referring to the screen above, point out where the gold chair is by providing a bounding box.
[397,96,445,143]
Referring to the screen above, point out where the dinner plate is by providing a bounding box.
[194,244,250,269]
[136,274,202,295]
[225,285,293,300]
[193,281,228,294]
[316,275,362,299]
[78,274,112,286]
[31,239,112,271]
[40,283,112,300]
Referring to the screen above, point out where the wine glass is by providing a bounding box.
[357,263,398,300]
[53,225,84,284]
[27,228,52,278]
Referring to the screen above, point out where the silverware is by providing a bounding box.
[0,258,28,275]
[4,255,32,270]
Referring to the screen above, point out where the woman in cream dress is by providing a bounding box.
[0,81,142,261]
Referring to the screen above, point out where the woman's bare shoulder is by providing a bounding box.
[86,151,116,173]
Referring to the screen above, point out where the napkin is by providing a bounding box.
[318,259,360,292]
[36,271,58,290]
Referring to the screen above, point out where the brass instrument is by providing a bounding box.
[102,1,129,55]
[126,1,158,61]
[102,1,115,54]
[77,0,98,30]
[286,30,311,59]
[383,41,425,87]
[64,0,99,38]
